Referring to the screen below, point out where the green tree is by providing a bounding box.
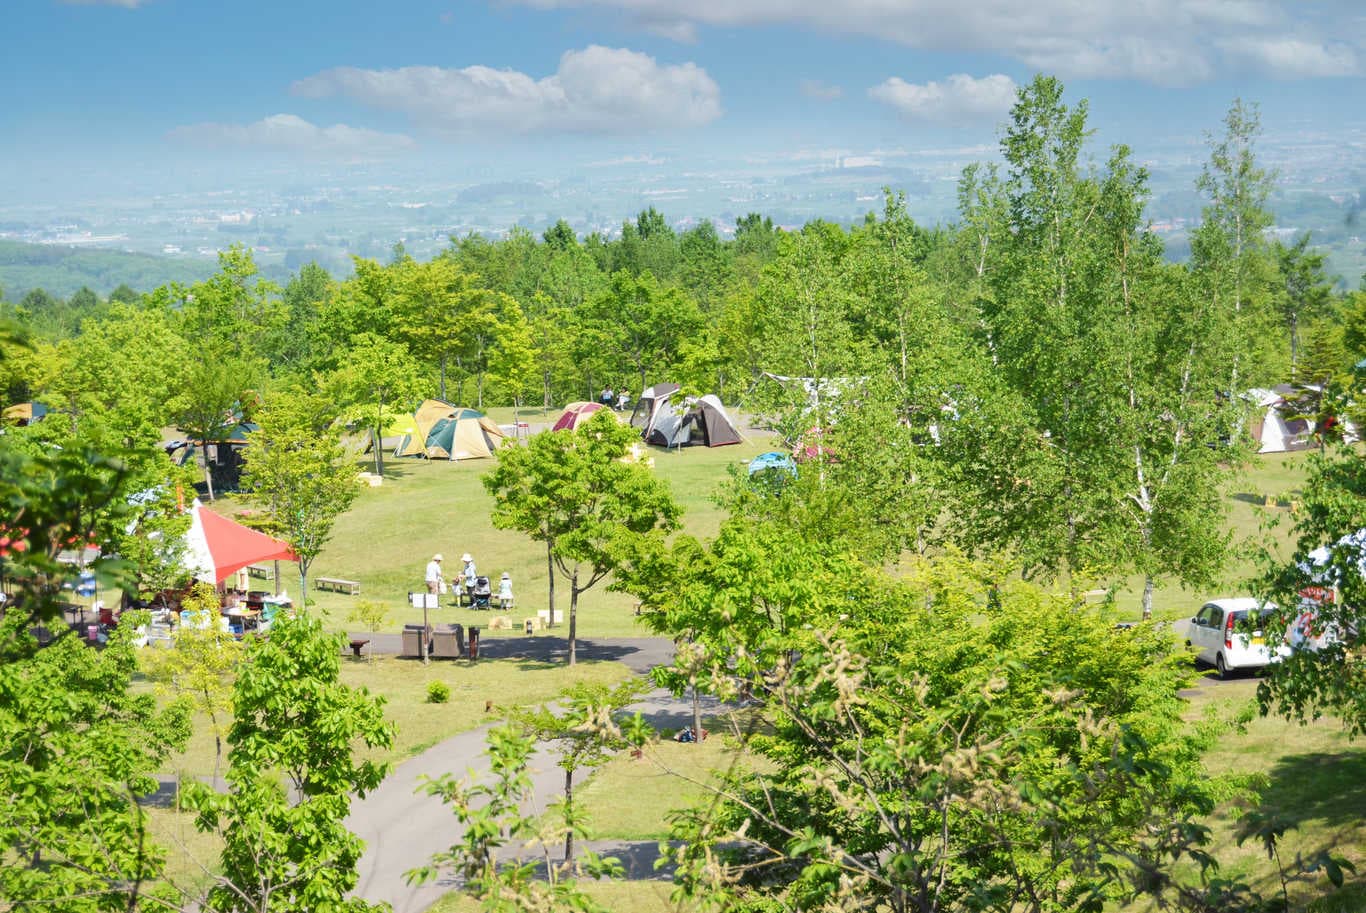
[580,271,702,393]
[173,354,259,500]
[184,613,392,913]
[678,219,732,310]
[1190,99,1282,391]
[408,724,624,912]
[1260,444,1366,736]
[0,432,192,912]
[543,218,579,251]
[180,244,286,361]
[1277,232,1335,377]
[482,410,681,665]
[142,581,244,781]
[649,532,1224,913]
[241,389,359,598]
[514,680,650,862]
[327,332,424,477]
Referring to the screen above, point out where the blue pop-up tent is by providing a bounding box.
[748,451,797,478]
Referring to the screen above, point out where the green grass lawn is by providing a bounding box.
[286,433,780,640]
[157,654,635,779]
[1178,677,1366,907]
[426,878,685,913]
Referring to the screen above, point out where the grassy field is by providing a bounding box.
[1179,677,1366,906]
[157,654,634,780]
[291,430,779,639]
[223,431,1323,637]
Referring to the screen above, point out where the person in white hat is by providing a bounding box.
[461,554,477,598]
[425,554,444,595]
[497,571,514,610]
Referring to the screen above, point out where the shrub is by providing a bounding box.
[426,680,450,704]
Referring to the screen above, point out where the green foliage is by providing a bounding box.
[141,581,244,780]
[408,723,625,913]
[1259,444,1366,735]
[242,388,359,596]
[0,614,192,912]
[0,424,191,912]
[647,531,1220,913]
[0,239,211,301]
[514,679,651,861]
[482,409,682,664]
[427,680,452,704]
[348,599,391,635]
[184,613,393,913]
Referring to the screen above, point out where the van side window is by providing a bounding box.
[1209,608,1225,629]
[1195,605,1213,626]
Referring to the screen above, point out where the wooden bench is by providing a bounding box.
[247,564,273,579]
[316,577,361,595]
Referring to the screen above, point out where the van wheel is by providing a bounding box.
[1216,654,1230,680]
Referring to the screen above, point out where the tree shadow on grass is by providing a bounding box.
[1254,750,1366,831]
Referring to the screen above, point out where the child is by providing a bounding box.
[497,572,514,609]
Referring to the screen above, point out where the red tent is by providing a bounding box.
[552,401,610,432]
[185,503,297,584]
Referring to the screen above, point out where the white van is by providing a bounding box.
[1186,598,1285,678]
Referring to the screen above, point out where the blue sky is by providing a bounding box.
[4,0,1364,187]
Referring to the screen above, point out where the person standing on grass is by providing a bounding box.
[461,553,477,597]
[425,554,444,595]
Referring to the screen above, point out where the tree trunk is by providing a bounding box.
[1141,573,1155,621]
[298,563,308,609]
[568,572,578,667]
[273,559,280,596]
[203,445,216,501]
[375,393,386,477]
[440,352,448,401]
[546,543,556,628]
[564,768,575,862]
[691,680,702,750]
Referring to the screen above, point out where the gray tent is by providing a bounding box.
[631,384,741,448]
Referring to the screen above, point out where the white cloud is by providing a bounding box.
[1218,37,1358,78]
[167,114,416,157]
[291,46,722,135]
[505,0,1363,83]
[870,74,1017,123]
[800,79,842,101]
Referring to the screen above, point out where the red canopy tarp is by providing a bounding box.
[185,503,296,584]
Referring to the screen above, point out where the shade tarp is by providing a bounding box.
[184,502,296,584]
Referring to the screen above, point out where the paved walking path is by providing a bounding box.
[345,635,717,913]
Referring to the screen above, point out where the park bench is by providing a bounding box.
[247,564,273,579]
[316,577,361,595]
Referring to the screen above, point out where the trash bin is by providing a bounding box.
[450,623,465,656]
[468,626,479,660]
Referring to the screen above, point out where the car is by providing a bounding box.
[1185,598,1286,679]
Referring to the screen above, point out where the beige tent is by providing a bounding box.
[400,399,504,461]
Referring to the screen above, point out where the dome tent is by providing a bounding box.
[552,401,614,432]
[398,399,504,461]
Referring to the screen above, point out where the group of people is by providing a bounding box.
[424,553,513,608]
[599,386,630,411]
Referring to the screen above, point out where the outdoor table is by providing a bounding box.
[348,638,370,658]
